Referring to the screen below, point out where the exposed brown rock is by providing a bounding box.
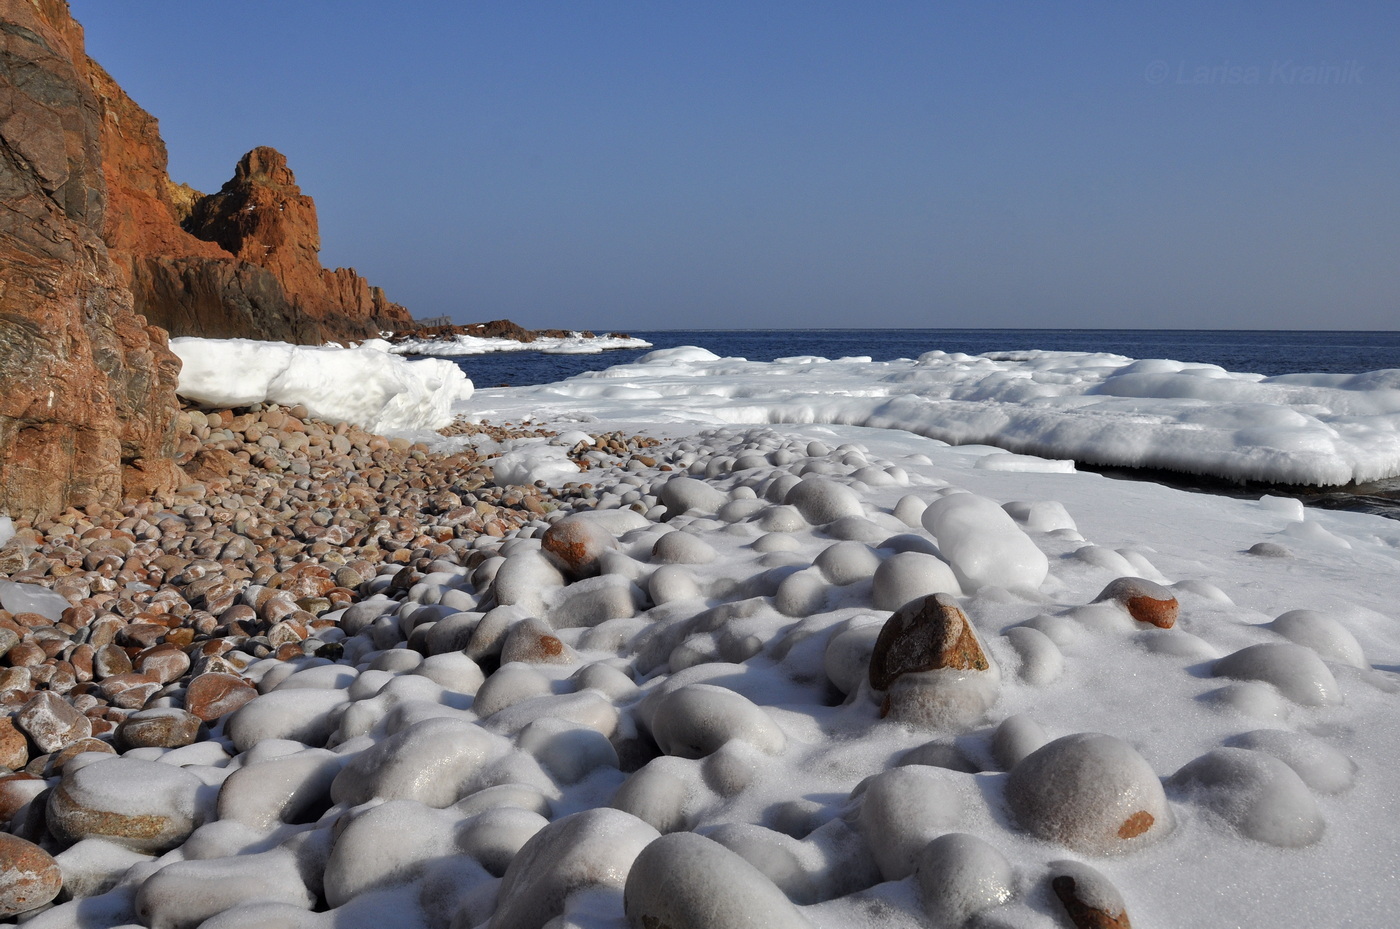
[0,832,62,917]
[869,592,989,692]
[541,514,618,579]
[1093,577,1179,629]
[1051,874,1132,929]
[0,0,184,521]
[15,691,91,754]
[184,671,257,721]
[0,717,28,771]
[115,708,201,751]
[170,145,413,341]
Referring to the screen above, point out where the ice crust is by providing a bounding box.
[468,346,1400,485]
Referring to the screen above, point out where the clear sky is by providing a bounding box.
[72,1,1398,332]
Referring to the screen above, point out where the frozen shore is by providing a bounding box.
[0,341,1397,927]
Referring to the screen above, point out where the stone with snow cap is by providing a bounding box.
[1093,577,1179,629]
[48,757,204,853]
[541,513,618,578]
[0,834,62,918]
[784,476,864,524]
[915,833,1015,925]
[649,683,786,758]
[1006,733,1173,855]
[871,551,963,611]
[490,808,660,929]
[659,476,728,516]
[1211,642,1340,706]
[1049,859,1133,929]
[1169,747,1324,847]
[921,492,1048,592]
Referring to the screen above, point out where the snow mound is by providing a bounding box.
[172,338,472,433]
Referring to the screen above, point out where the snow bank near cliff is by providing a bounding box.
[171,338,472,434]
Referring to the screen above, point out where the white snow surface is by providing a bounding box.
[467,347,1400,486]
[171,337,472,433]
[30,341,1400,929]
[386,331,653,356]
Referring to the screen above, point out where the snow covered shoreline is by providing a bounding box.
[471,345,1400,487]
[12,336,1388,926]
[7,413,1397,928]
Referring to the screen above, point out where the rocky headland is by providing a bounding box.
[0,0,415,521]
[383,318,639,348]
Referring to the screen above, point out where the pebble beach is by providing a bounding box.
[1,346,1399,928]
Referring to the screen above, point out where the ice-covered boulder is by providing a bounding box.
[921,493,1048,592]
[1006,733,1174,855]
[1212,642,1341,706]
[490,808,659,929]
[915,833,1015,926]
[1170,747,1324,847]
[623,831,811,929]
[48,758,204,853]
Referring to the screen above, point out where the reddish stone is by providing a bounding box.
[0,718,28,771]
[1052,875,1132,929]
[542,515,618,579]
[1093,578,1179,629]
[5,643,44,668]
[273,642,305,661]
[184,672,257,722]
[116,623,166,649]
[15,692,91,754]
[88,616,126,648]
[134,643,191,684]
[70,643,96,682]
[93,643,134,680]
[0,774,46,824]
[869,592,990,692]
[48,738,115,774]
[116,709,201,751]
[0,832,61,917]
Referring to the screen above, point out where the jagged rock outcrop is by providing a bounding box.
[168,146,412,340]
[91,57,412,343]
[0,0,184,520]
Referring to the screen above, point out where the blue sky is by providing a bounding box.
[73,1,1398,331]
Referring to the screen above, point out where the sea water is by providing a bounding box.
[435,329,1400,388]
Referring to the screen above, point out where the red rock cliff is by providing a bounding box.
[0,0,184,520]
[89,55,413,343]
[182,146,413,338]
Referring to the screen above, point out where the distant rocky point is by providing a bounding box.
[384,318,636,345]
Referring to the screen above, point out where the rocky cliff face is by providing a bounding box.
[0,0,184,520]
[0,0,421,519]
[89,55,413,344]
[180,146,413,339]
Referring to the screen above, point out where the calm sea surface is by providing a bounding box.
[418,330,1400,518]
[444,329,1400,388]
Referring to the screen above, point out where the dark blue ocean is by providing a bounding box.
[442,329,1400,388]
[418,329,1400,517]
